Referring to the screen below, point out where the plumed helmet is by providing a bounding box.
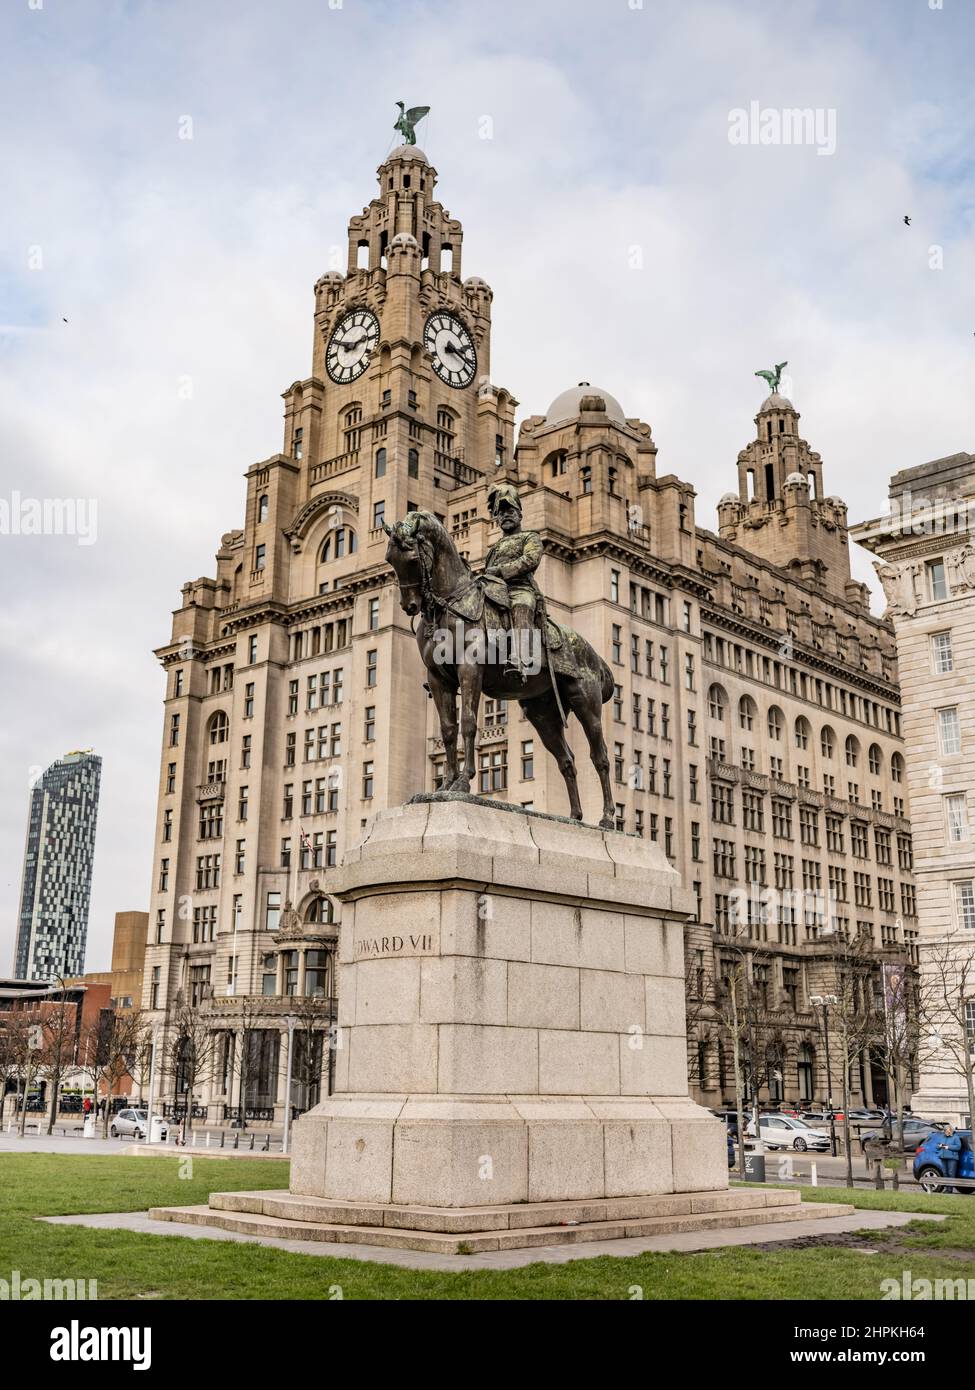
[487,482,522,517]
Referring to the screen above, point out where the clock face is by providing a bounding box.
[424,310,477,388]
[325,309,380,384]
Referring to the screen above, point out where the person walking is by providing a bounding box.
[936,1124,963,1193]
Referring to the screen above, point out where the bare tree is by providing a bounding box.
[164,997,215,1142]
[36,981,80,1135]
[98,1012,146,1136]
[0,1013,30,1127]
[811,927,879,1185]
[915,927,975,1132]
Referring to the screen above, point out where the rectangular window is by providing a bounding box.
[955,881,975,930]
[946,793,968,843]
[366,649,378,686]
[244,682,255,717]
[932,631,954,673]
[938,707,961,755]
[364,706,376,742]
[363,761,375,798]
[927,558,948,601]
[255,544,266,571]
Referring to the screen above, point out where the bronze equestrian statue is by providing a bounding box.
[384,491,616,829]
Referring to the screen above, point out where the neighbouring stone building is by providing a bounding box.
[853,455,975,1125]
[143,144,918,1125]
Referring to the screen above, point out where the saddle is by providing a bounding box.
[445,575,565,653]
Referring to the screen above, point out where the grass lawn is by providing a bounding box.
[1,1153,973,1300]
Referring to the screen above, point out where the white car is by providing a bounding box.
[746,1114,831,1152]
[109,1108,168,1140]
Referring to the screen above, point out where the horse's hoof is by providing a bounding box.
[448,777,471,794]
[571,811,583,821]
[598,815,615,831]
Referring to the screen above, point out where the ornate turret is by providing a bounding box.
[718,380,864,603]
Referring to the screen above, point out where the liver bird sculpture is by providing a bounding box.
[394,102,430,146]
[755,361,788,393]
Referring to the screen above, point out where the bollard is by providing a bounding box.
[892,1167,900,1191]
[233,1131,239,1150]
[810,1162,818,1187]
[874,1161,885,1190]
[219,1130,225,1149]
[205,1131,210,1148]
[262,1134,270,1152]
[249,1134,255,1151]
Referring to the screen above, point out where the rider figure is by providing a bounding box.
[483,483,542,682]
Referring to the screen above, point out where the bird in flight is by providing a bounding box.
[903,215,911,226]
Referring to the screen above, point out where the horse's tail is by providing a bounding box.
[599,658,614,704]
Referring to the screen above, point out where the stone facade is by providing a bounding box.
[142,144,917,1123]
[853,455,975,1125]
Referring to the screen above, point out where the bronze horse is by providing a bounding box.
[384,510,616,829]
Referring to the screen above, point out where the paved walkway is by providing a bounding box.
[40,1206,943,1273]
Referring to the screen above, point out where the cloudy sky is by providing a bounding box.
[1,0,972,973]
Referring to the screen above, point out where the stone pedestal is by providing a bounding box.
[290,797,727,1209]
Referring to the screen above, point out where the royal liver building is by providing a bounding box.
[144,143,917,1123]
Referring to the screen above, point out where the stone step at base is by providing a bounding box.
[148,1194,854,1255]
[208,1185,801,1233]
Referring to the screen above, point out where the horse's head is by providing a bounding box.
[384,511,431,617]
[385,510,467,617]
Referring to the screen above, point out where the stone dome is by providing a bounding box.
[463,276,491,291]
[719,492,740,505]
[319,271,344,282]
[784,472,807,487]
[545,381,626,426]
[387,145,428,163]
[758,391,795,413]
[389,232,418,249]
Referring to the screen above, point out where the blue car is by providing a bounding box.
[913,1129,973,1193]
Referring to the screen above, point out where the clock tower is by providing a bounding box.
[282,143,516,543]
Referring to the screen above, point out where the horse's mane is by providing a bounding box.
[398,509,471,572]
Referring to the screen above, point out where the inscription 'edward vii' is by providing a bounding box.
[354,933,435,959]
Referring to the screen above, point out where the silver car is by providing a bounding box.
[109,1108,168,1140]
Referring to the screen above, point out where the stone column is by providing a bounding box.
[290,799,726,1208]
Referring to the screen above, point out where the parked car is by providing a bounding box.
[109,1109,167,1141]
[913,1130,973,1193]
[745,1114,831,1152]
[860,1118,942,1154]
[801,1106,834,1128]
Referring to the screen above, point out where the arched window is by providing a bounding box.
[707,684,727,721]
[546,450,568,478]
[845,735,860,768]
[208,711,229,745]
[307,896,335,925]
[820,725,836,759]
[408,448,419,479]
[374,448,387,478]
[868,743,883,776]
[738,696,756,731]
[794,716,811,750]
[891,752,904,784]
[320,528,358,563]
[767,706,784,741]
[257,494,268,523]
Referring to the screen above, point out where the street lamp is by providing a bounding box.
[281,1015,298,1155]
[810,995,839,1156]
